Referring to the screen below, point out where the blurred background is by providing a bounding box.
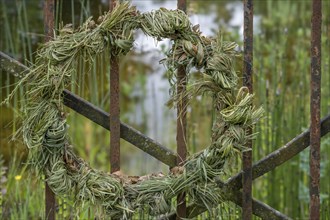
[0,0,329,219]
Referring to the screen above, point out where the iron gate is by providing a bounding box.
[0,0,326,219]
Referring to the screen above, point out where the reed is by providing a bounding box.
[252,1,330,219]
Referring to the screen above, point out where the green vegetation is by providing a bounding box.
[1,0,329,219]
[252,1,330,218]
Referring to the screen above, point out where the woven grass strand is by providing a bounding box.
[3,2,264,219]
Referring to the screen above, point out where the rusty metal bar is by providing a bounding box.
[45,184,56,220]
[242,0,253,219]
[110,56,120,173]
[109,0,117,11]
[109,0,120,173]
[176,0,187,219]
[310,0,322,218]
[44,0,56,219]
[44,0,54,42]
[3,52,330,219]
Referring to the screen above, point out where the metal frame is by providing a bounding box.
[1,0,324,219]
[1,51,328,219]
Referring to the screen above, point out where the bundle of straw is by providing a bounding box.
[3,2,263,219]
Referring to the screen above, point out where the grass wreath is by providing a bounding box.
[3,2,263,219]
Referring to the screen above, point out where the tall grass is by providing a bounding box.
[252,1,330,219]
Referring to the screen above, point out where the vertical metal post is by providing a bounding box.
[109,0,120,173]
[44,0,55,42]
[176,1,187,219]
[44,0,56,219]
[242,0,253,219]
[310,0,322,219]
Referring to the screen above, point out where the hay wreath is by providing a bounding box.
[4,2,264,219]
